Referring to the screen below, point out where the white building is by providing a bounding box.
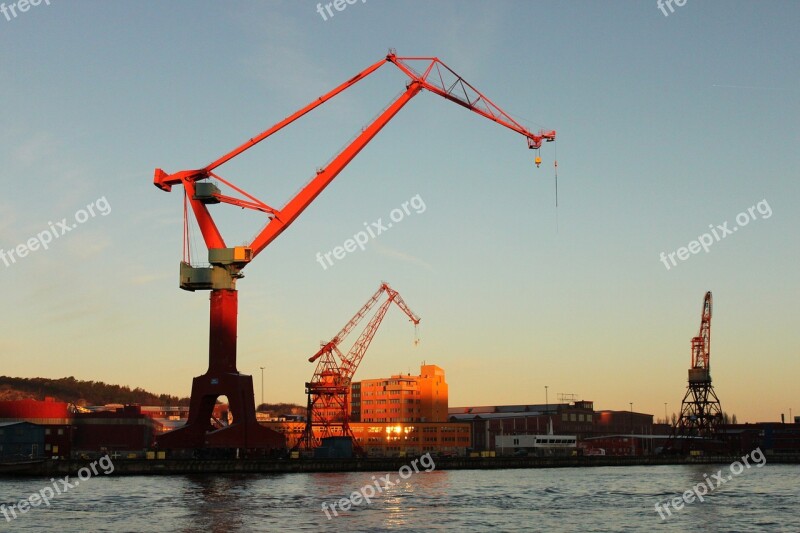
[495,434,577,456]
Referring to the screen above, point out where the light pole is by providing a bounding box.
[629,402,634,456]
[545,385,549,436]
[664,403,668,424]
[259,366,265,408]
[629,402,634,432]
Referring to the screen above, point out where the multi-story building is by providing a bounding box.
[351,364,448,423]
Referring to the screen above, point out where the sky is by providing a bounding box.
[1,0,797,423]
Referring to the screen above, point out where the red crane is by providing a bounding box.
[153,51,555,452]
[690,291,712,371]
[298,282,420,454]
[672,291,723,447]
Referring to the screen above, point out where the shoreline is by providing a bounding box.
[3,454,799,477]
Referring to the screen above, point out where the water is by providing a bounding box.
[1,464,798,532]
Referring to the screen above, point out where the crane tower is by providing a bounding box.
[674,291,723,444]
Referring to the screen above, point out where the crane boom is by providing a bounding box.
[154,51,555,263]
[310,282,392,363]
[338,284,420,382]
[691,291,712,370]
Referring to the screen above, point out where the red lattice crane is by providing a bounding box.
[673,291,723,448]
[298,282,419,453]
[152,51,555,452]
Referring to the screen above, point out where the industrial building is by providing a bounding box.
[72,406,155,458]
[449,401,595,451]
[0,421,45,461]
[266,420,471,457]
[0,398,73,458]
[450,401,656,454]
[580,434,669,456]
[0,399,156,459]
[350,364,448,423]
[718,423,800,455]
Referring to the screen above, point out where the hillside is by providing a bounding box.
[0,376,190,406]
[0,376,305,413]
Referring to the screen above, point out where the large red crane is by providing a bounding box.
[153,51,555,452]
[298,282,419,454]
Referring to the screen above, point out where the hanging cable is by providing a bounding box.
[183,190,190,264]
[554,139,558,208]
[554,139,559,233]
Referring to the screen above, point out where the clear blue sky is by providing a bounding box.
[1,0,798,422]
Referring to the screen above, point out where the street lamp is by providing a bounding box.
[629,402,633,432]
[259,366,265,408]
[664,403,668,424]
[545,385,550,436]
[629,402,634,456]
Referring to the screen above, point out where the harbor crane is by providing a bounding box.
[297,282,420,455]
[672,291,723,450]
[152,51,555,451]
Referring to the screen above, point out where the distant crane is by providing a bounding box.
[298,282,420,455]
[152,50,555,452]
[673,291,723,447]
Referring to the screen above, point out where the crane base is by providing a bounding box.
[157,371,285,452]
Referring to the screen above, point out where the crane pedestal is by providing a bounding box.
[157,289,285,452]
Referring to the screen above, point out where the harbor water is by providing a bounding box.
[1,464,798,532]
